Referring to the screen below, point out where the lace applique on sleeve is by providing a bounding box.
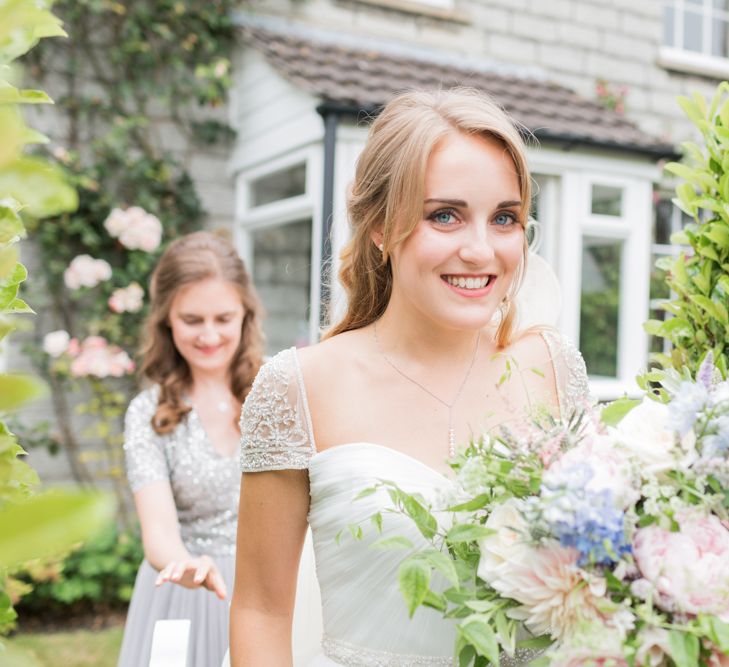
[123,387,169,492]
[540,329,591,418]
[239,347,316,472]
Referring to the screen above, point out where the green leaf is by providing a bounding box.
[419,549,459,588]
[398,557,431,617]
[0,204,25,243]
[0,156,77,217]
[371,536,413,550]
[446,523,496,543]
[0,84,52,105]
[0,373,45,411]
[707,616,729,653]
[6,297,34,314]
[422,589,447,613]
[516,635,553,650]
[0,490,115,568]
[399,491,438,540]
[667,630,700,667]
[459,616,500,663]
[600,397,641,426]
[447,493,491,512]
[353,486,377,500]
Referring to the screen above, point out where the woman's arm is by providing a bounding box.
[229,468,310,667]
[134,481,227,599]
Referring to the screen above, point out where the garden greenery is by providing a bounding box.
[645,81,729,381]
[21,0,239,523]
[0,0,113,636]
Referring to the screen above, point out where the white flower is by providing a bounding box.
[105,206,162,252]
[43,329,70,357]
[103,207,127,237]
[108,282,144,313]
[63,254,112,289]
[477,499,530,584]
[613,397,696,475]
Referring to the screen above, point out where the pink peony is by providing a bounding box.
[108,282,144,313]
[69,336,135,378]
[104,205,162,252]
[43,329,70,357]
[633,511,729,620]
[63,254,112,290]
[477,501,608,640]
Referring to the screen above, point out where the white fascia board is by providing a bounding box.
[528,147,664,182]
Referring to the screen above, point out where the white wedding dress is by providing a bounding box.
[237,329,589,666]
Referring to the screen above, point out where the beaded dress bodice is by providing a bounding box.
[124,387,240,556]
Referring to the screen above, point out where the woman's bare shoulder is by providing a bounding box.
[296,328,371,387]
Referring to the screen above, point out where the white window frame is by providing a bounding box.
[529,151,657,401]
[660,0,729,77]
[234,145,323,345]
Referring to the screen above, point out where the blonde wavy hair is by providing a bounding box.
[139,231,265,435]
[325,87,532,348]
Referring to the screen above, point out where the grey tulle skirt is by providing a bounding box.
[117,556,235,667]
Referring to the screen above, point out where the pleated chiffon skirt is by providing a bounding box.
[117,556,235,667]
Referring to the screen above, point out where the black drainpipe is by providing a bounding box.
[316,103,340,331]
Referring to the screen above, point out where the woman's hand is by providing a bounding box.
[155,555,227,600]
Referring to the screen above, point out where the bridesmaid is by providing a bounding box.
[230,88,588,665]
[118,231,264,667]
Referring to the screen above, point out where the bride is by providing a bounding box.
[229,87,588,666]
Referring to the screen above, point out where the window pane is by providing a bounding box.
[591,184,623,216]
[579,237,622,377]
[250,163,306,207]
[251,219,312,354]
[684,9,704,51]
[649,308,668,355]
[654,198,674,244]
[711,15,728,56]
[664,5,676,46]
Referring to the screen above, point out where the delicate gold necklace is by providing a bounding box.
[373,322,481,458]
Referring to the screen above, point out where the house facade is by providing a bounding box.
[229,0,728,399]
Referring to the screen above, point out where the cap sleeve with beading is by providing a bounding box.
[540,329,591,417]
[123,386,169,493]
[239,347,316,472]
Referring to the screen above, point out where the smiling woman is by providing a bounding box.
[229,88,589,666]
[117,231,264,667]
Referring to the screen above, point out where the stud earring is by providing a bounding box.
[378,243,384,252]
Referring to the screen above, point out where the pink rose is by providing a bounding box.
[108,282,144,313]
[633,512,729,620]
[104,206,162,252]
[64,255,112,290]
[69,336,134,378]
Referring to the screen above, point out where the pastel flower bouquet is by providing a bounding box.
[358,355,729,666]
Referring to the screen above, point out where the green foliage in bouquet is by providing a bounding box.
[17,0,240,523]
[0,0,114,638]
[14,525,142,618]
[645,81,729,379]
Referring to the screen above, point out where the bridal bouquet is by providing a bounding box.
[356,355,729,666]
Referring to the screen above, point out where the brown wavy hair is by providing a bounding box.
[139,231,265,434]
[324,87,532,348]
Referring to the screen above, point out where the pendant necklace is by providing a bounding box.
[373,322,481,458]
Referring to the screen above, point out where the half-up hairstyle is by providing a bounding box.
[324,87,531,348]
[139,231,265,435]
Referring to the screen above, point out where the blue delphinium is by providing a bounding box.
[668,380,709,436]
[537,463,631,566]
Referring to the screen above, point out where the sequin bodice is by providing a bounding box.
[124,387,239,556]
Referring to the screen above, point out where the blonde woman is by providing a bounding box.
[230,88,588,666]
[118,232,264,667]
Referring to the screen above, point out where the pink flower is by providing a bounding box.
[708,649,729,666]
[108,282,144,313]
[66,337,80,357]
[477,501,608,639]
[633,512,729,620]
[69,336,135,378]
[43,329,70,357]
[63,254,112,290]
[104,205,162,252]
